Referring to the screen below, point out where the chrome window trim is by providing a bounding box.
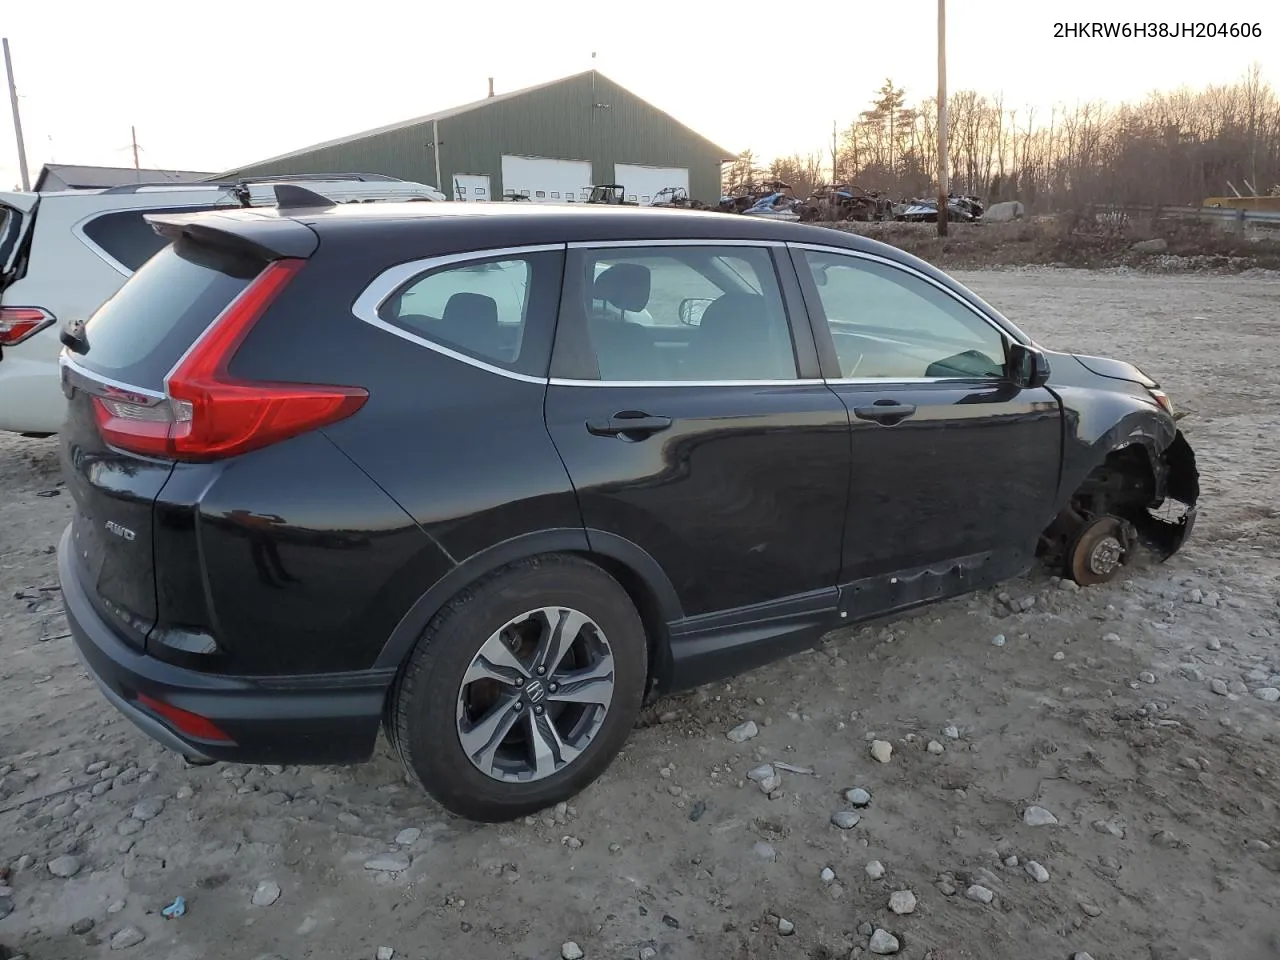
[566,238,786,250]
[350,243,564,386]
[787,241,1019,351]
[59,353,167,403]
[549,378,826,388]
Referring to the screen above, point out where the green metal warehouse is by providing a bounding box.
[220,70,735,206]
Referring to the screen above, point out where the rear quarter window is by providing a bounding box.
[80,206,219,273]
[78,239,263,390]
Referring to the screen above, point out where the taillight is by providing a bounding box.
[0,306,55,345]
[93,259,367,461]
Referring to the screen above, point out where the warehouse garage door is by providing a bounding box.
[501,155,592,203]
[614,163,690,205]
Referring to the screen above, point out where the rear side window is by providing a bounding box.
[80,206,218,273]
[79,239,262,390]
[375,250,564,377]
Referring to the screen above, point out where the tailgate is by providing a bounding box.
[60,379,175,648]
[58,237,266,649]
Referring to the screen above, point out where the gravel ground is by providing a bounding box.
[1,267,1278,960]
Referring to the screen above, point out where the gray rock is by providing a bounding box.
[364,853,411,872]
[1053,651,1066,661]
[746,764,775,783]
[1022,805,1058,826]
[991,634,1006,647]
[943,724,960,739]
[1072,954,1096,960]
[927,740,944,755]
[869,929,900,955]
[858,921,874,937]
[888,889,917,915]
[640,949,657,960]
[865,860,886,879]
[778,917,795,935]
[752,841,777,861]
[252,880,281,906]
[117,818,144,837]
[71,917,95,935]
[110,926,146,950]
[376,948,394,960]
[1207,637,1222,651]
[0,896,12,920]
[1059,579,1080,593]
[985,200,1025,222]
[845,787,871,807]
[1025,861,1050,883]
[175,785,193,800]
[1079,902,1103,917]
[758,774,782,794]
[820,867,836,884]
[1254,687,1280,703]
[727,721,759,743]
[561,941,584,960]
[395,828,421,845]
[938,880,957,895]
[831,810,861,830]
[1132,238,1169,254]
[870,740,893,763]
[1210,678,1229,696]
[1103,633,1121,643]
[1003,855,1019,867]
[131,797,165,821]
[85,760,107,774]
[1180,663,1205,682]
[1092,818,1126,838]
[1139,672,1156,685]
[48,855,82,878]
[966,884,995,904]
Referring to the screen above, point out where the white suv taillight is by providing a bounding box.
[0,306,56,346]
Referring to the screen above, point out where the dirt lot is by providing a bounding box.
[2,267,1278,960]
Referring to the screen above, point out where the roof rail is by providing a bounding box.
[217,173,402,185]
[100,182,232,194]
[100,173,403,194]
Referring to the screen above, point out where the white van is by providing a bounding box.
[0,175,445,435]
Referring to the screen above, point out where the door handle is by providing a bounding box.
[586,412,673,439]
[853,400,917,425]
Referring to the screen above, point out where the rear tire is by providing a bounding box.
[387,554,647,822]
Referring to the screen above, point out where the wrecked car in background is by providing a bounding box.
[809,183,895,222]
[893,194,985,222]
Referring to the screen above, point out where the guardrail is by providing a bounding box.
[1160,205,1280,224]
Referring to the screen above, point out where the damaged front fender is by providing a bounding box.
[1133,429,1199,559]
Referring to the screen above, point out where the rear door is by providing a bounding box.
[0,191,38,279]
[544,241,850,631]
[60,239,264,648]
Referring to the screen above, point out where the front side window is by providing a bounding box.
[801,251,1007,380]
[378,252,561,373]
[556,245,796,382]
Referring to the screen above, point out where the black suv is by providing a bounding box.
[58,200,1199,822]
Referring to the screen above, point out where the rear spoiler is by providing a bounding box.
[145,210,319,261]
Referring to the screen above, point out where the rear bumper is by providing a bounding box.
[58,524,389,764]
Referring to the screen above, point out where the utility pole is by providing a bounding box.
[936,0,949,237]
[832,120,838,181]
[131,126,140,174]
[3,37,30,191]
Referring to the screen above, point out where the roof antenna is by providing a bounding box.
[273,183,337,209]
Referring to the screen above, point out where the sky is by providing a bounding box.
[2,0,1276,190]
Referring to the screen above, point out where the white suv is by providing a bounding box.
[0,175,445,436]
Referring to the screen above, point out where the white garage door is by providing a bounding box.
[614,164,690,205]
[500,155,592,203]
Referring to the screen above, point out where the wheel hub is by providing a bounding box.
[456,606,615,784]
[1088,535,1124,575]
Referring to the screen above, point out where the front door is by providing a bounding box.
[791,245,1062,615]
[544,242,851,678]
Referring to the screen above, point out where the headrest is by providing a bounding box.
[593,263,651,313]
[698,293,769,336]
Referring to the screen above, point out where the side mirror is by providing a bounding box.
[1008,342,1051,389]
[678,298,714,326]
